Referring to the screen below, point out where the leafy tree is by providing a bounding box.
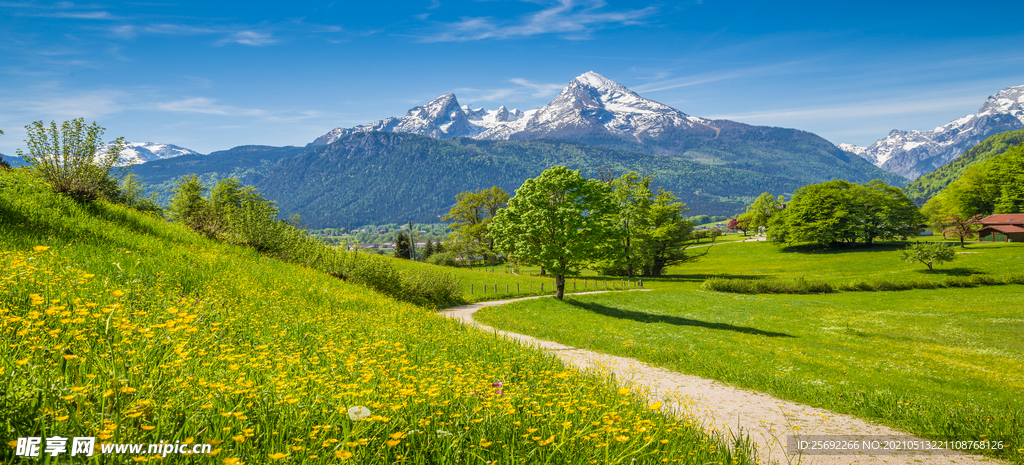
[167,175,209,228]
[921,145,1024,223]
[850,180,922,245]
[490,166,618,299]
[745,192,785,232]
[768,180,921,247]
[646,188,696,276]
[709,227,722,242]
[728,215,751,236]
[441,186,509,251]
[17,118,129,201]
[394,232,412,259]
[607,172,654,278]
[942,213,984,248]
[900,242,955,271]
[117,174,163,213]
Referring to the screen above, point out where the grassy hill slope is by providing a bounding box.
[0,167,754,464]
[903,129,1024,204]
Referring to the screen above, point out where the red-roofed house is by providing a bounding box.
[978,214,1024,242]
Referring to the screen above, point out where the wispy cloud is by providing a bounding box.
[215,30,276,46]
[455,78,564,104]
[632,62,807,93]
[156,97,267,117]
[154,97,329,123]
[419,0,655,42]
[707,96,983,126]
[13,90,128,120]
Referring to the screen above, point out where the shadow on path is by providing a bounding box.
[564,299,796,338]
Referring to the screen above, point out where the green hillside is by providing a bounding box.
[0,166,755,464]
[126,132,905,229]
[903,129,1024,204]
[128,145,307,204]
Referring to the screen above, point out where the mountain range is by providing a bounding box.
[310,71,901,184]
[844,85,1024,179]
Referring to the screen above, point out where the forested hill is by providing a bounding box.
[254,132,901,228]
[903,129,1024,205]
[128,145,308,204]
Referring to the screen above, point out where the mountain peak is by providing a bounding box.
[978,85,1024,116]
[570,71,626,92]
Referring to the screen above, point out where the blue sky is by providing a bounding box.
[2,0,1023,155]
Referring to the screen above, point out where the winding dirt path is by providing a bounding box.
[442,292,1004,465]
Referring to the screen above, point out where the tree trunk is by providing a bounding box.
[555,274,565,300]
[959,237,965,248]
[539,266,546,276]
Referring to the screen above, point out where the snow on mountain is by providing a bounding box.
[310,71,719,148]
[850,85,1024,179]
[493,71,716,143]
[837,143,866,156]
[97,142,202,166]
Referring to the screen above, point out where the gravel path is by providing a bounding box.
[442,292,1004,465]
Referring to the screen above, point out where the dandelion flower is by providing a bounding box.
[267,453,289,460]
[33,246,50,252]
[335,450,352,459]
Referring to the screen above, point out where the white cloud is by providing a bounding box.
[421,0,655,42]
[455,78,564,103]
[15,90,127,120]
[706,97,983,124]
[215,30,277,46]
[155,97,267,117]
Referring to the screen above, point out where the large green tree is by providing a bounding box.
[646,188,696,276]
[744,192,785,232]
[921,145,1024,225]
[490,166,618,299]
[607,172,654,278]
[768,180,921,247]
[441,186,509,251]
[17,118,128,200]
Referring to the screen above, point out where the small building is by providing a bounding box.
[978,214,1024,242]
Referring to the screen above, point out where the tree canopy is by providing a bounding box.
[768,179,921,247]
[921,144,1024,228]
[490,166,619,299]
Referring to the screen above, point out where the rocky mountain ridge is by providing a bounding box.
[848,85,1024,179]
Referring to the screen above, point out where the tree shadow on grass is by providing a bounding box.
[633,273,768,283]
[563,299,796,338]
[778,242,912,254]
[912,267,977,276]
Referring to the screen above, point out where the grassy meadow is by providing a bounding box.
[475,240,1024,463]
[0,167,757,464]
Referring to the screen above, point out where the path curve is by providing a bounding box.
[442,292,1004,465]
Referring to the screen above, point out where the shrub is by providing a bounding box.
[702,277,833,294]
[17,118,129,201]
[427,251,459,267]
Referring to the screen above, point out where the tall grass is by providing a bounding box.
[0,166,758,464]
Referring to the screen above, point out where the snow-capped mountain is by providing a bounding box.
[307,71,904,189]
[98,142,202,166]
[497,71,717,144]
[847,85,1024,179]
[837,143,866,156]
[311,71,717,147]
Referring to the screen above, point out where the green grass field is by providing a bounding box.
[0,167,757,464]
[475,239,1024,463]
